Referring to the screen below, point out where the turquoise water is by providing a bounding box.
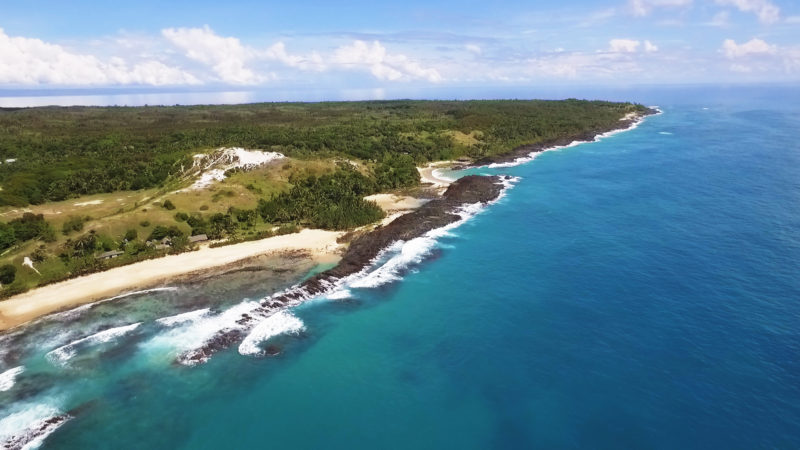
[1,87,799,449]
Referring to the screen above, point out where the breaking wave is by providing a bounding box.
[485,109,657,169]
[238,311,305,356]
[325,289,352,300]
[348,177,518,290]
[46,323,141,365]
[0,366,24,392]
[145,302,262,358]
[155,308,211,327]
[0,402,70,450]
[175,175,519,365]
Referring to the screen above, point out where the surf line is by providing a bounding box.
[176,175,516,365]
[475,107,660,169]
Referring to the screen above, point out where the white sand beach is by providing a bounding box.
[0,229,344,331]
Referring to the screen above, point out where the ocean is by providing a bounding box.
[1,85,799,449]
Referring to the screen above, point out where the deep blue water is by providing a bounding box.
[1,86,799,449]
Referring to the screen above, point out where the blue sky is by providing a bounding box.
[1,0,798,89]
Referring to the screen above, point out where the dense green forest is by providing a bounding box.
[0,98,647,296]
[257,164,385,230]
[0,99,646,206]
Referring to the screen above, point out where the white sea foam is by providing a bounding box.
[155,308,211,327]
[103,287,180,302]
[145,301,262,358]
[659,131,673,135]
[176,176,519,365]
[238,311,305,356]
[487,140,582,169]
[347,178,518,290]
[484,110,657,169]
[325,289,352,300]
[430,168,456,182]
[46,322,141,365]
[349,238,436,288]
[0,403,70,450]
[0,366,24,392]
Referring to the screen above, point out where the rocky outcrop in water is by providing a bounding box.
[178,175,505,365]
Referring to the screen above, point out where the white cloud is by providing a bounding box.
[729,63,753,72]
[785,16,800,24]
[719,38,800,76]
[162,26,265,85]
[720,38,789,74]
[706,11,731,26]
[0,28,199,86]
[332,40,442,82]
[722,38,776,58]
[264,42,326,71]
[629,0,693,16]
[517,51,644,80]
[161,27,440,84]
[465,44,482,55]
[644,40,659,52]
[714,0,780,24]
[609,39,641,53]
[783,48,800,73]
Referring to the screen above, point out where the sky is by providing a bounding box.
[1,0,798,91]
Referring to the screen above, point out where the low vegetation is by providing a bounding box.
[0,99,645,297]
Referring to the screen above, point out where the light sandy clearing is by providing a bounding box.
[365,193,428,212]
[0,229,343,331]
[73,200,104,206]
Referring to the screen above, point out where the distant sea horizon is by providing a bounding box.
[1,83,798,109]
[1,84,799,449]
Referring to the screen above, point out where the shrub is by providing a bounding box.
[139,220,150,227]
[124,229,138,241]
[9,213,52,242]
[174,212,189,222]
[61,215,86,235]
[147,225,184,242]
[277,223,300,235]
[30,245,48,263]
[0,264,16,284]
[374,154,420,190]
[0,222,16,251]
[162,199,176,210]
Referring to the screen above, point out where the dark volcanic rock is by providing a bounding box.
[1,413,71,450]
[299,175,503,296]
[176,175,505,364]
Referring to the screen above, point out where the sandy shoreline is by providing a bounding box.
[0,111,654,333]
[0,229,344,331]
[418,162,456,189]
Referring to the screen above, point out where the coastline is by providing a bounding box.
[179,175,507,364]
[0,229,344,332]
[470,108,658,167]
[0,108,655,334]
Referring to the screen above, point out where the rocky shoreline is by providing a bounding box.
[178,175,506,364]
[471,108,658,167]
